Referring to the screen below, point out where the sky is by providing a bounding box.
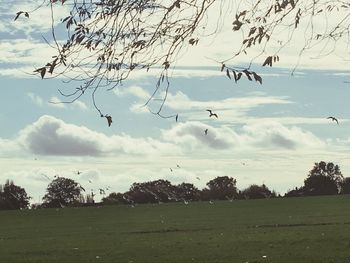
[1,0,350,203]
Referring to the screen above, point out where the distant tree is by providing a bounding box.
[42,177,83,208]
[240,184,275,199]
[284,187,305,198]
[102,192,126,205]
[0,180,30,210]
[303,161,343,196]
[340,177,350,194]
[203,176,237,201]
[173,183,200,202]
[127,179,176,204]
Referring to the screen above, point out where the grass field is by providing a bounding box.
[0,195,350,263]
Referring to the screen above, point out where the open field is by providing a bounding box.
[0,195,350,263]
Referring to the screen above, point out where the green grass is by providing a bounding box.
[1,195,350,263]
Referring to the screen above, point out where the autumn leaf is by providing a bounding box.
[14,11,23,21]
[34,67,46,79]
[105,115,112,127]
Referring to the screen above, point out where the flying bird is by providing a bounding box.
[204,129,208,135]
[170,168,173,172]
[99,188,106,195]
[176,164,180,168]
[327,116,339,125]
[206,109,218,118]
[175,114,179,122]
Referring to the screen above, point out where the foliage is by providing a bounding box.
[303,161,343,196]
[42,177,83,208]
[340,177,350,194]
[0,180,30,210]
[203,176,237,201]
[14,0,350,119]
[174,183,200,202]
[240,184,276,199]
[102,192,127,205]
[284,187,305,197]
[126,179,176,204]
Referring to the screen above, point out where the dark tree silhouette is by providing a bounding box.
[43,177,83,208]
[240,184,276,199]
[102,192,127,205]
[303,161,343,196]
[127,179,176,204]
[203,176,237,201]
[174,183,200,202]
[15,1,350,119]
[340,177,350,194]
[0,180,30,210]
[284,187,305,198]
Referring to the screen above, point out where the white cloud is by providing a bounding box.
[241,121,325,150]
[17,115,179,156]
[115,86,293,119]
[162,121,238,150]
[162,120,325,152]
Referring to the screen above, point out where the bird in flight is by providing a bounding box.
[170,168,173,172]
[175,114,179,122]
[204,129,208,135]
[206,109,218,118]
[327,116,339,125]
[176,164,180,168]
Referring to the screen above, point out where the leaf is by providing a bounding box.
[243,70,252,81]
[226,69,231,79]
[232,70,237,82]
[34,67,46,79]
[262,56,273,67]
[220,64,225,72]
[14,11,23,21]
[105,115,112,127]
[252,72,262,84]
[237,72,242,81]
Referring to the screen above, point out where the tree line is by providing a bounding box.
[1,161,350,210]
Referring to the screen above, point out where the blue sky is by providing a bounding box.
[1,0,350,202]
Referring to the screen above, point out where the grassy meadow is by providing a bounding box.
[0,195,350,263]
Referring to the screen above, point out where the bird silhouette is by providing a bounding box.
[175,114,179,122]
[170,168,173,172]
[204,129,208,135]
[327,116,339,124]
[176,164,180,168]
[206,109,218,118]
[99,188,106,195]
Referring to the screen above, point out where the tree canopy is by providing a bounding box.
[0,180,30,210]
[43,177,84,207]
[15,0,350,121]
